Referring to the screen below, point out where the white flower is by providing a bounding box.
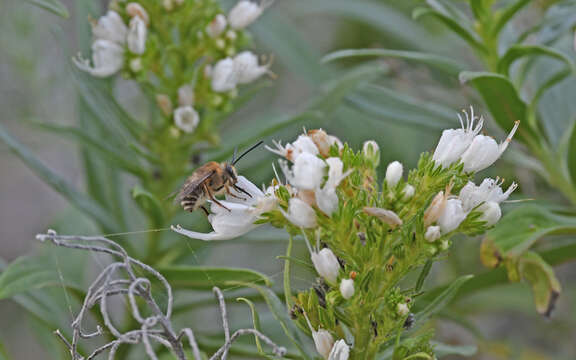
[266,135,319,161]
[328,339,350,360]
[362,140,380,166]
[283,152,326,190]
[316,157,351,215]
[171,176,276,240]
[282,197,317,228]
[228,0,269,29]
[73,40,124,77]
[425,225,441,242]
[127,16,147,54]
[207,14,227,37]
[423,184,452,226]
[126,2,149,25]
[129,58,142,72]
[460,120,519,172]
[437,198,467,233]
[233,51,270,84]
[211,58,237,92]
[402,184,415,199]
[432,106,484,168]
[302,232,339,283]
[92,11,127,44]
[385,161,403,187]
[178,85,194,106]
[173,106,199,133]
[478,201,501,226]
[303,313,334,359]
[397,303,409,316]
[339,279,355,300]
[459,178,517,212]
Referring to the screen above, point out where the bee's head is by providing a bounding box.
[223,163,238,182]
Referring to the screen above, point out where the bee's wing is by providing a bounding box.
[174,170,215,203]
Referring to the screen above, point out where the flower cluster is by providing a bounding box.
[75,0,272,136]
[172,107,519,359]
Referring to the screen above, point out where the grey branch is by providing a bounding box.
[37,230,286,360]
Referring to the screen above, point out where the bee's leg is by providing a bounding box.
[204,184,231,212]
[232,184,253,198]
[201,206,210,216]
[225,184,247,201]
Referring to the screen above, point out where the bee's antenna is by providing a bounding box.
[232,140,264,165]
[231,146,238,164]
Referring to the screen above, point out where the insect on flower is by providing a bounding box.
[174,141,263,215]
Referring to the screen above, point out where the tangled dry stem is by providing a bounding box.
[36,230,287,360]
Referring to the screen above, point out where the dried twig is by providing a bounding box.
[37,230,287,360]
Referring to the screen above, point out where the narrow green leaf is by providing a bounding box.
[567,121,576,185]
[159,266,272,290]
[497,44,573,76]
[459,71,533,143]
[322,49,464,74]
[415,260,433,293]
[519,252,561,316]
[0,123,119,230]
[0,256,81,300]
[283,235,294,309]
[492,0,531,35]
[132,185,165,228]
[237,298,268,357]
[415,274,473,324]
[25,0,69,18]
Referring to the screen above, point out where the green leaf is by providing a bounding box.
[415,260,433,293]
[24,0,69,18]
[459,71,533,143]
[482,204,576,263]
[237,297,269,357]
[518,252,561,317]
[0,256,81,300]
[497,45,574,76]
[415,274,473,324]
[567,120,576,185]
[132,185,165,228]
[0,123,119,230]
[322,49,464,75]
[492,0,531,36]
[159,266,272,290]
[237,283,312,360]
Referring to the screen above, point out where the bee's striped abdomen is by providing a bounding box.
[180,188,206,213]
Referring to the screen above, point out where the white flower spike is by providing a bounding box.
[73,40,124,77]
[328,339,350,360]
[433,106,484,168]
[228,0,272,29]
[303,313,334,359]
[460,120,520,172]
[171,176,276,240]
[173,106,199,133]
[92,11,128,44]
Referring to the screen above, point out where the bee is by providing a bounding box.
[174,141,263,215]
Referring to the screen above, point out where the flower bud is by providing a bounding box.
[363,207,403,227]
[425,225,441,242]
[307,129,331,157]
[385,161,403,187]
[311,248,340,283]
[437,199,467,233]
[362,140,380,166]
[283,197,317,228]
[178,85,194,106]
[92,11,127,44]
[478,201,501,226]
[423,183,452,226]
[173,106,199,133]
[211,58,237,92]
[233,51,269,84]
[460,121,519,172]
[339,279,355,300]
[328,339,350,360]
[228,0,265,29]
[126,3,149,24]
[129,58,142,72]
[402,184,415,200]
[127,16,147,55]
[397,303,409,316]
[207,14,227,37]
[162,0,174,11]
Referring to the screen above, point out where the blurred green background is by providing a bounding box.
[1,0,575,359]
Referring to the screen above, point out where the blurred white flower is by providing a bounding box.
[385,161,403,187]
[303,313,334,359]
[178,85,195,106]
[92,11,127,44]
[397,303,409,316]
[73,39,124,77]
[207,14,227,37]
[127,16,147,54]
[339,279,355,300]
[282,197,317,228]
[328,339,350,360]
[362,140,380,166]
[211,58,237,92]
[129,58,142,72]
[126,2,149,24]
[437,198,467,233]
[173,106,199,133]
[460,120,519,172]
[478,201,501,226]
[171,176,276,240]
[228,0,270,29]
[266,134,319,161]
[432,106,484,168]
[425,225,441,242]
[233,51,269,84]
[156,94,173,116]
[402,184,415,199]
